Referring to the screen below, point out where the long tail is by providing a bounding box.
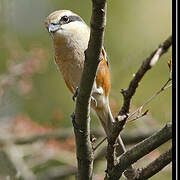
[94,103,114,137]
[92,97,136,177]
[93,99,126,154]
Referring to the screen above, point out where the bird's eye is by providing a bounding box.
[61,15,69,22]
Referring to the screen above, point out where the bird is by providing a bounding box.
[44,10,125,151]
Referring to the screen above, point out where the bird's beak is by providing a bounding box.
[48,23,61,33]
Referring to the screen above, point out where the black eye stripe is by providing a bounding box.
[68,15,83,22]
[60,15,83,25]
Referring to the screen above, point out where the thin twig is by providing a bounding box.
[118,36,172,116]
[105,36,172,179]
[128,110,149,123]
[128,79,172,122]
[94,129,156,160]
[93,137,107,151]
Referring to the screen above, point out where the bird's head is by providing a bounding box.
[45,10,89,41]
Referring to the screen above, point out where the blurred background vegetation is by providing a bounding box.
[0,0,172,179]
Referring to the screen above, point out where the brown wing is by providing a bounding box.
[96,48,111,97]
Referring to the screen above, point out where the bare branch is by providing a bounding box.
[93,137,107,151]
[134,147,172,180]
[128,78,172,122]
[118,36,172,116]
[94,129,156,162]
[108,123,172,179]
[73,0,107,179]
[105,36,172,178]
[128,110,149,123]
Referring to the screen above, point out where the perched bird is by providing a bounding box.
[45,10,123,142]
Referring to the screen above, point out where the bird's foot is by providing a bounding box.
[71,112,83,133]
[91,96,97,107]
[72,87,79,101]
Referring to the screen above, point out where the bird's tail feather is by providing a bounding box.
[94,103,126,154]
[94,104,114,137]
[92,99,136,177]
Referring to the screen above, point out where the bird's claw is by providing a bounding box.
[91,96,97,107]
[71,112,83,133]
[72,87,79,101]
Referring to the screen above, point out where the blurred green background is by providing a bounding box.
[0,0,172,179]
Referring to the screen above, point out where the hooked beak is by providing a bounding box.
[47,23,61,33]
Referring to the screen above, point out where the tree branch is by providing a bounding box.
[134,147,172,180]
[94,129,156,162]
[128,78,172,122]
[108,123,172,179]
[105,36,172,179]
[73,0,107,179]
[118,36,172,116]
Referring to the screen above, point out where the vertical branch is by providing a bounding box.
[73,0,107,179]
